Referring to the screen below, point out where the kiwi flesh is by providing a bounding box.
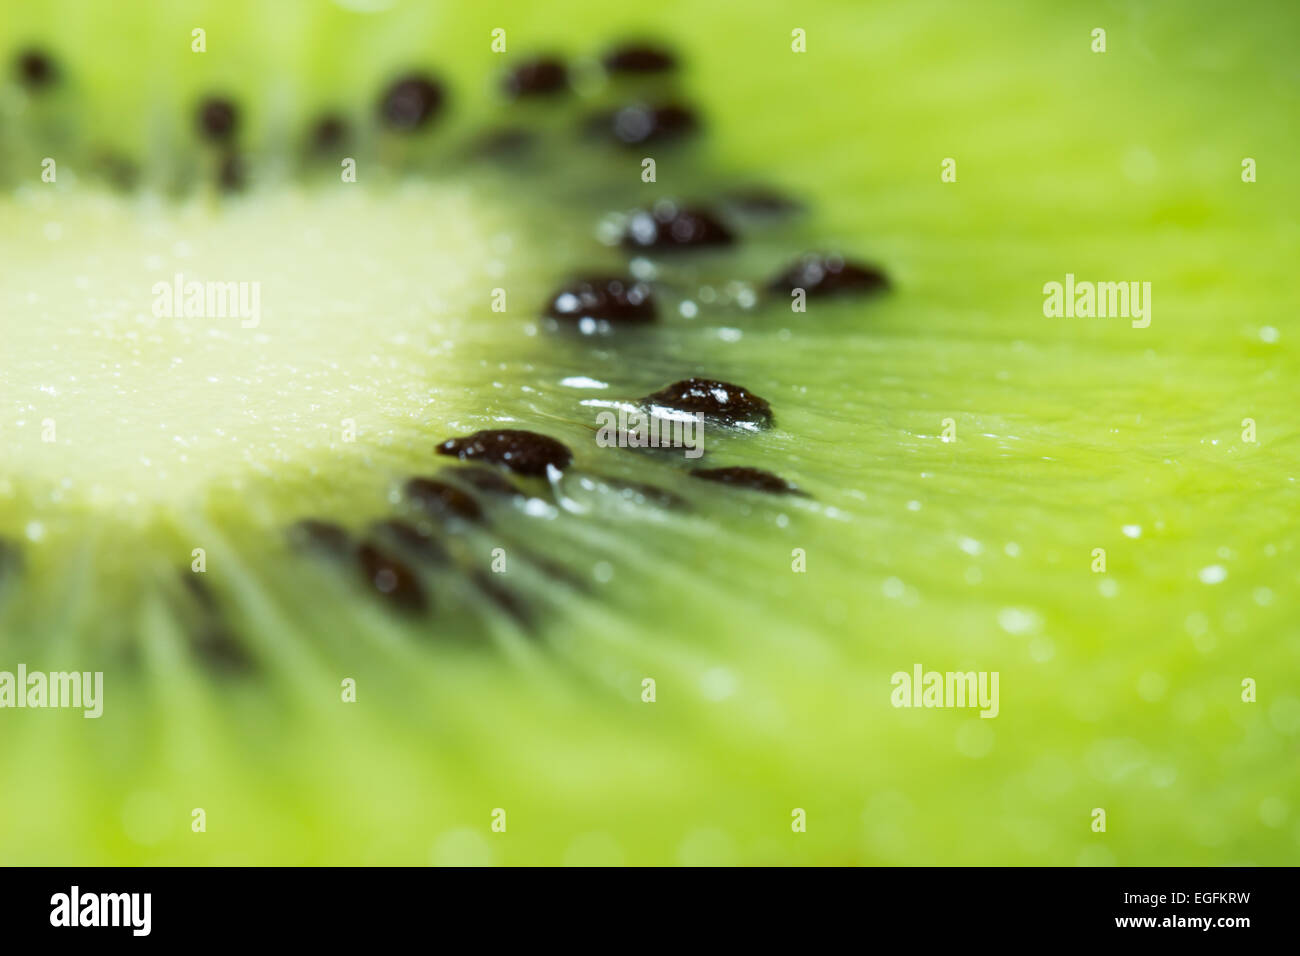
[2,0,1298,867]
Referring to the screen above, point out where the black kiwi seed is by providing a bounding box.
[357,544,428,614]
[769,255,889,298]
[622,202,734,252]
[607,103,698,146]
[603,43,677,74]
[287,518,352,558]
[438,465,522,498]
[544,275,656,334]
[404,477,484,523]
[691,466,804,495]
[436,429,573,477]
[16,49,57,89]
[310,114,350,151]
[642,377,773,428]
[503,57,568,98]
[378,73,445,131]
[196,97,239,143]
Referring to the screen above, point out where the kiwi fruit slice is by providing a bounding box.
[2,1,1298,867]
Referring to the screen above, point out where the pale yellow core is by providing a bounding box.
[2,185,514,509]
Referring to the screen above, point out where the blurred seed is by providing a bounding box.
[726,187,804,217]
[692,466,803,495]
[438,465,522,498]
[467,126,536,161]
[503,57,568,98]
[595,103,699,147]
[358,543,428,614]
[367,519,450,566]
[378,73,445,131]
[622,202,734,251]
[544,275,656,333]
[770,255,889,298]
[472,570,533,631]
[287,519,352,559]
[603,43,677,75]
[310,114,350,151]
[197,97,239,143]
[16,49,57,89]
[437,430,573,476]
[404,477,484,523]
[216,152,245,191]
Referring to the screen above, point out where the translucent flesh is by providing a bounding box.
[1,0,1298,865]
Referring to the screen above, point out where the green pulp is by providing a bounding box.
[1,0,1297,865]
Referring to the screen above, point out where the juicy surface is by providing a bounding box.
[1,0,1299,869]
[2,187,519,507]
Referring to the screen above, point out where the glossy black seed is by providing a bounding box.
[311,114,349,151]
[438,465,522,497]
[769,255,889,298]
[216,152,245,191]
[607,103,698,146]
[16,49,56,88]
[623,202,734,252]
[367,519,450,565]
[358,544,428,614]
[544,276,655,334]
[287,519,352,558]
[503,57,568,98]
[643,377,773,428]
[378,73,444,131]
[472,571,533,631]
[404,477,484,523]
[196,97,239,143]
[691,466,803,495]
[603,43,677,74]
[727,187,804,217]
[436,429,572,476]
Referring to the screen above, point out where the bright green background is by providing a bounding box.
[1,0,1298,865]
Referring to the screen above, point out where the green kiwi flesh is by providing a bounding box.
[1,0,1298,866]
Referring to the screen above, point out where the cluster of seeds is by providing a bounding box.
[288,369,816,615]
[284,459,581,629]
[5,41,886,633]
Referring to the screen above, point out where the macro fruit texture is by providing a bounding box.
[1,0,1298,866]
